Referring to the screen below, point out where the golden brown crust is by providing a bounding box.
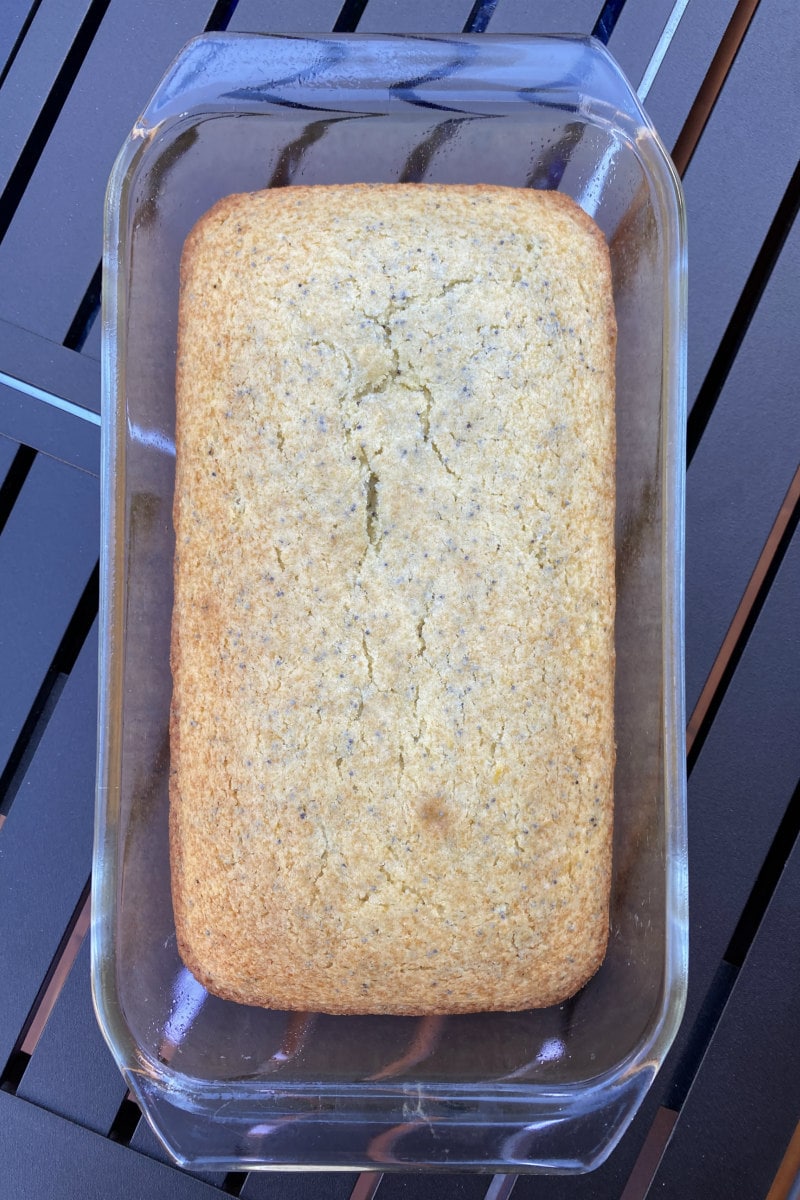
[170,183,616,1015]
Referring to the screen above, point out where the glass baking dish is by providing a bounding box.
[94,32,687,1173]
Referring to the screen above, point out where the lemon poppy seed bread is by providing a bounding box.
[170,183,616,1015]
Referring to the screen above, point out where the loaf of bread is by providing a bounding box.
[170,183,616,1015]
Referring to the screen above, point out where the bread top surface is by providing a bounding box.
[170,183,616,1015]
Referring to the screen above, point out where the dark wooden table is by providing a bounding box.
[1,1,799,1197]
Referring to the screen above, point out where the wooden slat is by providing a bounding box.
[131,1113,364,1196]
[669,0,761,176]
[355,0,476,32]
[348,1176,384,1200]
[507,529,800,1200]
[0,1089,224,1199]
[674,530,800,1030]
[483,1178,518,1200]
[685,210,800,712]
[0,380,100,475]
[0,432,18,491]
[0,625,97,1067]
[0,318,100,413]
[647,798,800,1197]
[372,1176,491,1199]
[486,0,602,34]
[229,0,348,30]
[0,0,94,197]
[0,0,223,346]
[59,0,352,365]
[618,1107,678,1200]
[0,452,98,778]
[128,1119,227,1188]
[688,464,800,763]
[0,0,37,79]
[631,0,739,143]
[20,887,91,1057]
[604,0,685,90]
[674,0,800,407]
[357,0,606,33]
[16,940,128,1136]
[0,3,796,1195]
[71,0,721,367]
[241,1170,361,1199]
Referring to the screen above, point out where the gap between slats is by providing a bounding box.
[673,0,780,462]
[334,0,370,31]
[463,0,500,34]
[0,0,46,91]
[60,0,244,354]
[0,560,98,826]
[670,0,761,177]
[341,5,786,1191]
[107,1090,142,1146]
[619,1107,679,1200]
[107,1090,249,1194]
[21,886,92,1057]
[619,768,800,1196]
[530,5,789,1188]
[0,0,113,245]
[59,0,625,347]
[660,770,800,1117]
[592,0,629,43]
[0,877,91,1092]
[63,263,101,353]
[621,14,798,1191]
[0,442,36,537]
[206,0,241,31]
[617,451,800,1198]
[346,1167,521,1198]
[660,14,798,1174]
[221,1170,249,1196]
[687,161,800,467]
[687,464,800,770]
[766,1120,800,1200]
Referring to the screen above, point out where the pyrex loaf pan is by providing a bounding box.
[94,33,688,1172]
